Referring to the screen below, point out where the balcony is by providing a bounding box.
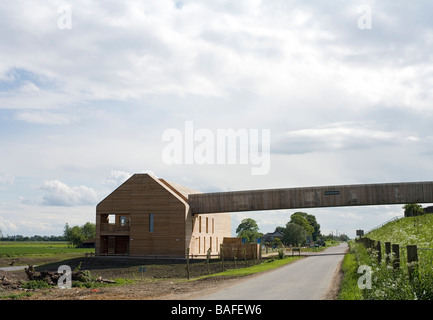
[100,223,130,235]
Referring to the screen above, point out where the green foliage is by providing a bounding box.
[338,248,363,300]
[403,203,424,217]
[277,248,285,259]
[277,212,322,246]
[339,214,433,300]
[281,223,306,246]
[367,214,433,247]
[289,212,314,237]
[273,238,282,248]
[236,218,262,243]
[195,256,302,279]
[21,280,51,290]
[0,292,33,300]
[63,222,95,248]
[81,222,96,240]
[0,241,91,258]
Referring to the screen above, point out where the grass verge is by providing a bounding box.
[193,256,303,280]
[337,249,363,300]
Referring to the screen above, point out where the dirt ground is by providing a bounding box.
[0,255,342,300]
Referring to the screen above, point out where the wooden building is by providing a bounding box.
[95,173,231,258]
[261,231,284,244]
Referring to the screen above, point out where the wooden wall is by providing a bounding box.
[221,237,261,260]
[188,213,231,257]
[96,174,232,258]
[189,181,433,214]
[96,174,189,257]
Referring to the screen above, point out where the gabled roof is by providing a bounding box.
[97,173,201,207]
[262,231,284,239]
[158,178,202,202]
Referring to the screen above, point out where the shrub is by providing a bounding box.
[21,280,51,290]
[277,248,285,259]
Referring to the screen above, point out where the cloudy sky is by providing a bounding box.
[1,0,432,238]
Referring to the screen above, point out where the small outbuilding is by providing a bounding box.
[261,231,284,244]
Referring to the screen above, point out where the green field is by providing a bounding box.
[0,241,93,258]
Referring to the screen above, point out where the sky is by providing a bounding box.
[1,0,433,239]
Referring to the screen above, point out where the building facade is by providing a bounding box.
[95,173,231,258]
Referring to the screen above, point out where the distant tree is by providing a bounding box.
[273,237,282,248]
[289,212,314,237]
[282,223,306,246]
[403,203,424,217]
[82,222,96,239]
[236,218,262,243]
[274,226,285,233]
[338,234,350,241]
[305,214,321,241]
[64,222,95,247]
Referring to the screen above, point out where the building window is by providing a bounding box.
[108,214,116,224]
[212,218,214,234]
[206,217,209,233]
[199,216,202,233]
[149,214,154,233]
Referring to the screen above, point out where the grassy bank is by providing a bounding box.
[338,214,433,300]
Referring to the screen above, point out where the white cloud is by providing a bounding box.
[0,216,18,234]
[14,110,78,125]
[274,122,420,155]
[41,180,98,207]
[1,0,433,238]
[104,170,132,187]
[0,174,15,185]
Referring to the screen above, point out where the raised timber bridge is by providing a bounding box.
[188,181,433,214]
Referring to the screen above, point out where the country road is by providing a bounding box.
[194,242,348,300]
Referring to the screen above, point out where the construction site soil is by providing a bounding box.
[0,256,271,300]
[0,255,342,300]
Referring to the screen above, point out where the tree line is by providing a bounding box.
[0,234,66,242]
[236,212,349,247]
[0,222,96,248]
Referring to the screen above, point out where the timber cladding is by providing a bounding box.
[221,237,261,260]
[189,181,433,214]
[96,173,433,258]
[95,173,231,258]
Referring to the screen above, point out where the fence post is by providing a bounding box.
[407,245,418,281]
[392,244,400,270]
[385,242,391,265]
[220,244,225,271]
[186,248,190,280]
[376,241,382,264]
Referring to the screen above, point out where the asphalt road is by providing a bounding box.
[198,242,348,300]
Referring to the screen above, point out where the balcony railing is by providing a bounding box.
[100,223,130,233]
